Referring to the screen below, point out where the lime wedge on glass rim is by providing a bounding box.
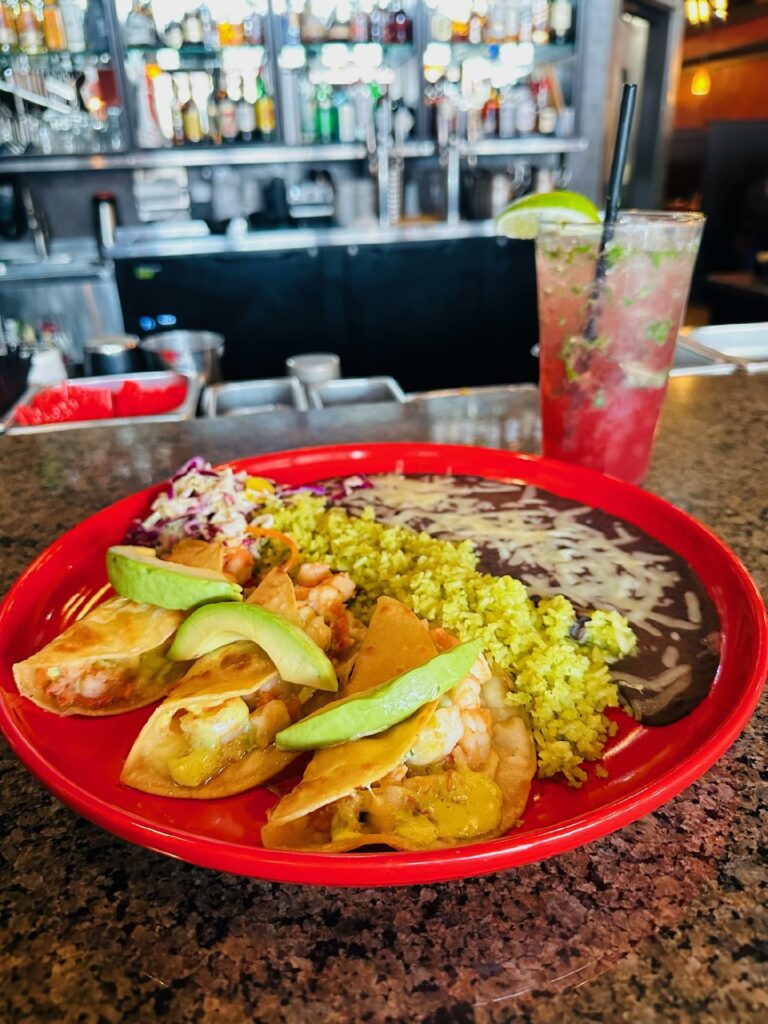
[496,191,602,239]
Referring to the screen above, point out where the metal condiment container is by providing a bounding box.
[84,335,141,376]
[286,352,341,387]
[140,331,224,383]
[307,376,406,408]
[201,378,308,417]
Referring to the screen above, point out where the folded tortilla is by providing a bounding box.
[262,598,537,851]
[120,640,307,799]
[13,596,187,717]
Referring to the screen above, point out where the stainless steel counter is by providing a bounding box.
[108,219,502,260]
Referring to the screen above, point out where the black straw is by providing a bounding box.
[585,83,638,341]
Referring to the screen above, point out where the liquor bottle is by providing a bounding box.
[431,11,451,42]
[531,0,548,44]
[550,0,572,44]
[300,4,325,43]
[182,87,202,143]
[217,72,238,142]
[503,0,520,42]
[451,3,469,43]
[517,0,532,43]
[369,1,386,43]
[236,76,256,141]
[16,0,45,54]
[498,86,516,138]
[125,0,157,47]
[299,75,316,143]
[468,5,485,45]
[206,77,221,143]
[136,65,163,147]
[486,1,505,44]
[219,8,244,46]
[482,88,499,137]
[0,2,19,49]
[200,4,219,47]
[42,0,66,51]
[243,0,263,45]
[387,2,412,44]
[181,7,203,46]
[164,19,183,48]
[327,7,349,42]
[84,0,108,51]
[255,74,275,141]
[514,82,536,135]
[170,78,185,144]
[315,84,337,144]
[336,88,356,143]
[60,0,86,52]
[281,1,300,45]
[349,0,369,43]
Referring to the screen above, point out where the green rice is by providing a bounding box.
[266,494,637,785]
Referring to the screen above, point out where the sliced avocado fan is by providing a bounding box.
[107,545,242,610]
[168,601,338,692]
[275,638,483,751]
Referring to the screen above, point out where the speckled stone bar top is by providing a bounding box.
[1,374,766,1024]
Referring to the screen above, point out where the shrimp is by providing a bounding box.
[455,707,493,770]
[223,545,255,584]
[297,562,333,587]
[406,706,464,766]
[330,572,355,602]
[249,699,292,749]
[293,565,357,654]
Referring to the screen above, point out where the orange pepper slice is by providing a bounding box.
[247,525,299,574]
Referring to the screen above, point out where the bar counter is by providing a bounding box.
[1,373,766,1023]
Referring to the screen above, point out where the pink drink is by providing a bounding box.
[535,212,704,484]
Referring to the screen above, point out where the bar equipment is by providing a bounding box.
[84,333,141,375]
[1,370,200,433]
[286,352,341,387]
[201,376,308,416]
[140,330,224,382]
[92,191,119,253]
[307,376,406,407]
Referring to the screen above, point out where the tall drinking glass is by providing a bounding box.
[535,211,705,485]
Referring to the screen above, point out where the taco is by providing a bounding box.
[13,596,187,716]
[121,639,311,798]
[261,597,536,851]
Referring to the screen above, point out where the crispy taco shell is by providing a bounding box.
[121,640,303,799]
[13,596,186,717]
[262,597,536,852]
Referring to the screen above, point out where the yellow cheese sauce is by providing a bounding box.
[330,768,503,846]
[168,730,256,788]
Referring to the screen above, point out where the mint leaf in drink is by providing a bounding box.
[605,244,624,269]
[646,320,672,345]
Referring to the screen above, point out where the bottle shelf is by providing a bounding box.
[1,1,583,164]
[0,49,112,66]
[0,135,587,173]
[424,40,575,64]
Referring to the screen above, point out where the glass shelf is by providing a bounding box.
[424,40,575,67]
[0,49,113,67]
[126,43,266,69]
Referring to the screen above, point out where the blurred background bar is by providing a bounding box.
[1,0,767,417]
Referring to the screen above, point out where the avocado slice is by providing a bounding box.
[275,638,483,751]
[168,602,338,692]
[107,545,242,610]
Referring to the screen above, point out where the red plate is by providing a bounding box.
[0,444,765,886]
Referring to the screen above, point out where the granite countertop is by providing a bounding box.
[1,375,766,1024]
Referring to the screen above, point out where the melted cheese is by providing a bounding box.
[343,474,697,638]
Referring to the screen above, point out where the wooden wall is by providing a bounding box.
[674,15,768,129]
